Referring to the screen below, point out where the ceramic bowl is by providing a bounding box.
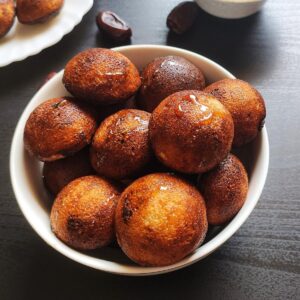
[10,45,269,276]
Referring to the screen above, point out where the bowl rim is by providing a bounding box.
[10,44,269,276]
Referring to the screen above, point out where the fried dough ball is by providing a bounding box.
[24,97,97,161]
[115,173,208,266]
[0,0,15,38]
[43,147,94,195]
[138,56,206,112]
[90,109,152,180]
[51,175,120,250]
[204,79,266,147]
[63,48,141,106]
[199,154,248,225]
[16,0,64,24]
[149,90,234,174]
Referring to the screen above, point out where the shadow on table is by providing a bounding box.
[167,9,278,82]
[95,31,132,48]
[16,244,227,300]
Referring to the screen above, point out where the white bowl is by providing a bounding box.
[195,0,267,19]
[10,45,269,276]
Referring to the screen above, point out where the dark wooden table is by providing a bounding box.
[0,0,299,299]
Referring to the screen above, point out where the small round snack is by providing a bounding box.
[24,97,97,161]
[63,48,141,105]
[138,56,205,112]
[43,147,94,195]
[204,79,266,147]
[115,173,208,266]
[199,154,248,225]
[51,175,120,250]
[0,0,15,38]
[90,109,152,180]
[16,0,64,24]
[149,90,234,174]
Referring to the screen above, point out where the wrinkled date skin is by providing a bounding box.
[167,1,199,34]
[96,11,132,41]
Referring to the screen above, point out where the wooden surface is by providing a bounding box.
[0,0,299,299]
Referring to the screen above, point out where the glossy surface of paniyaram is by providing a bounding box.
[199,154,248,225]
[16,0,64,24]
[24,97,97,161]
[115,173,208,266]
[139,55,205,112]
[63,48,141,105]
[150,90,234,173]
[90,109,152,179]
[204,78,266,147]
[51,175,120,250]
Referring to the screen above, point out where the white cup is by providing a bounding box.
[195,0,267,19]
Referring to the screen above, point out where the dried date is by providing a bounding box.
[167,2,199,34]
[96,11,132,41]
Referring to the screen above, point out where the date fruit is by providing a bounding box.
[96,11,132,41]
[167,1,199,34]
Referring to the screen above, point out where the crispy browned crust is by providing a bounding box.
[138,56,206,112]
[16,0,63,24]
[149,90,234,174]
[63,48,141,105]
[50,175,120,250]
[199,154,248,225]
[204,79,266,147]
[90,109,152,180]
[115,173,207,266]
[43,147,94,195]
[0,0,15,38]
[24,97,97,161]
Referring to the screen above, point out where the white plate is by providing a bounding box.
[10,45,269,276]
[0,0,93,67]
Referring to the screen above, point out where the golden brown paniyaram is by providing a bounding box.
[204,78,266,147]
[63,48,141,105]
[199,153,248,225]
[138,55,206,112]
[90,109,152,180]
[0,0,15,38]
[16,0,64,24]
[115,173,208,266]
[24,97,97,161]
[43,147,94,195]
[149,90,234,174]
[51,175,120,250]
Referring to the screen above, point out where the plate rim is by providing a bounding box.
[0,0,94,67]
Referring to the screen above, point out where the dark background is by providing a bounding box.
[0,0,299,299]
